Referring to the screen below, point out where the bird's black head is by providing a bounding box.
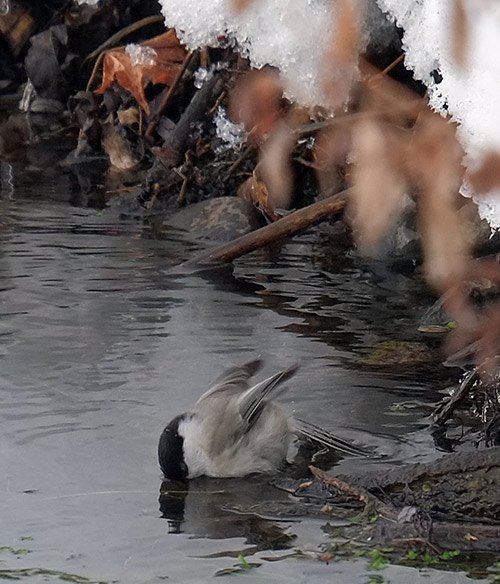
[158,414,189,481]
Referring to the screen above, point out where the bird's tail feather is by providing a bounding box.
[293,417,371,457]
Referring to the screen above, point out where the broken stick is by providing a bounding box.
[310,465,399,521]
[184,188,349,266]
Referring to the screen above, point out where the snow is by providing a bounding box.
[125,44,157,67]
[157,0,500,228]
[158,0,336,106]
[213,107,247,151]
[377,0,500,227]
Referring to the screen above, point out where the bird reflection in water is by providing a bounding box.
[158,475,299,551]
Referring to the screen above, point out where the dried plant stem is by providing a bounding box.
[145,51,195,141]
[432,368,479,425]
[84,15,165,63]
[223,144,255,182]
[309,465,399,520]
[370,53,404,81]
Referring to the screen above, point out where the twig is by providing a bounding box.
[370,53,404,81]
[159,72,228,166]
[173,167,189,205]
[432,368,479,425]
[145,51,195,141]
[182,188,348,266]
[208,90,227,115]
[84,15,165,63]
[309,465,399,521]
[223,144,255,182]
[85,50,105,91]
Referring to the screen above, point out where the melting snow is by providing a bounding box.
[157,0,500,227]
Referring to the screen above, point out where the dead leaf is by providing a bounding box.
[229,68,283,143]
[231,0,255,12]
[410,114,467,291]
[467,151,500,194]
[117,106,140,127]
[443,258,500,372]
[323,0,361,107]
[238,172,280,221]
[257,108,308,211]
[94,30,187,114]
[314,123,351,196]
[452,0,468,68]
[463,532,478,542]
[349,118,407,254]
[361,58,426,122]
[0,3,35,56]
[102,120,140,170]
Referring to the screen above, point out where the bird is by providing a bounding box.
[158,359,369,480]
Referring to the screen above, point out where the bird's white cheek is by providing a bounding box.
[178,419,214,478]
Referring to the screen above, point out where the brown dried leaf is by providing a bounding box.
[257,108,308,211]
[102,121,140,170]
[0,3,35,56]
[442,258,500,375]
[360,58,426,122]
[332,0,360,65]
[349,119,407,254]
[410,114,467,291]
[452,0,468,68]
[323,0,361,107]
[238,173,280,221]
[314,123,352,196]
[467,151,500,194]
[94,30,187,114]
[231,0,255,13]
[417,199,469,292]
[117,107,140,127]
[229,69,283,143]
[476,306,500,375]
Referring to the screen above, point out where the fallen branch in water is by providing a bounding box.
[184,188,349,266]
[309,465,399,521]
[309,456,500,551]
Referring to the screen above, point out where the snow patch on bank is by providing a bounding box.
[157,0,500,228]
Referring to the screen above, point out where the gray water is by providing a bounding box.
[0,166,485,583]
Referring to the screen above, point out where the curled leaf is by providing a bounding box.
[314,123,351,196]
[231,0,255,13]
[349,118,407,254]
[411,114,467,291]
[452,0,468,68]
[467,151,500,194]
[238,172,280,221]
[229,68,284,143]
[94,30,187,114]
[323,0,361,107]
[102,119,141,170]
[257,108,307,211]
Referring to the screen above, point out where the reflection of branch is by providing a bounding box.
[184,189,348,266]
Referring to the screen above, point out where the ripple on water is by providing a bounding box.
[0,175,468,583]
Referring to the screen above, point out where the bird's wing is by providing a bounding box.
[292,417,370,457]
[237,363,298,426]
[195,359,263,404]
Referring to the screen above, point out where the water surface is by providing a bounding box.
[0,165,484,583]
